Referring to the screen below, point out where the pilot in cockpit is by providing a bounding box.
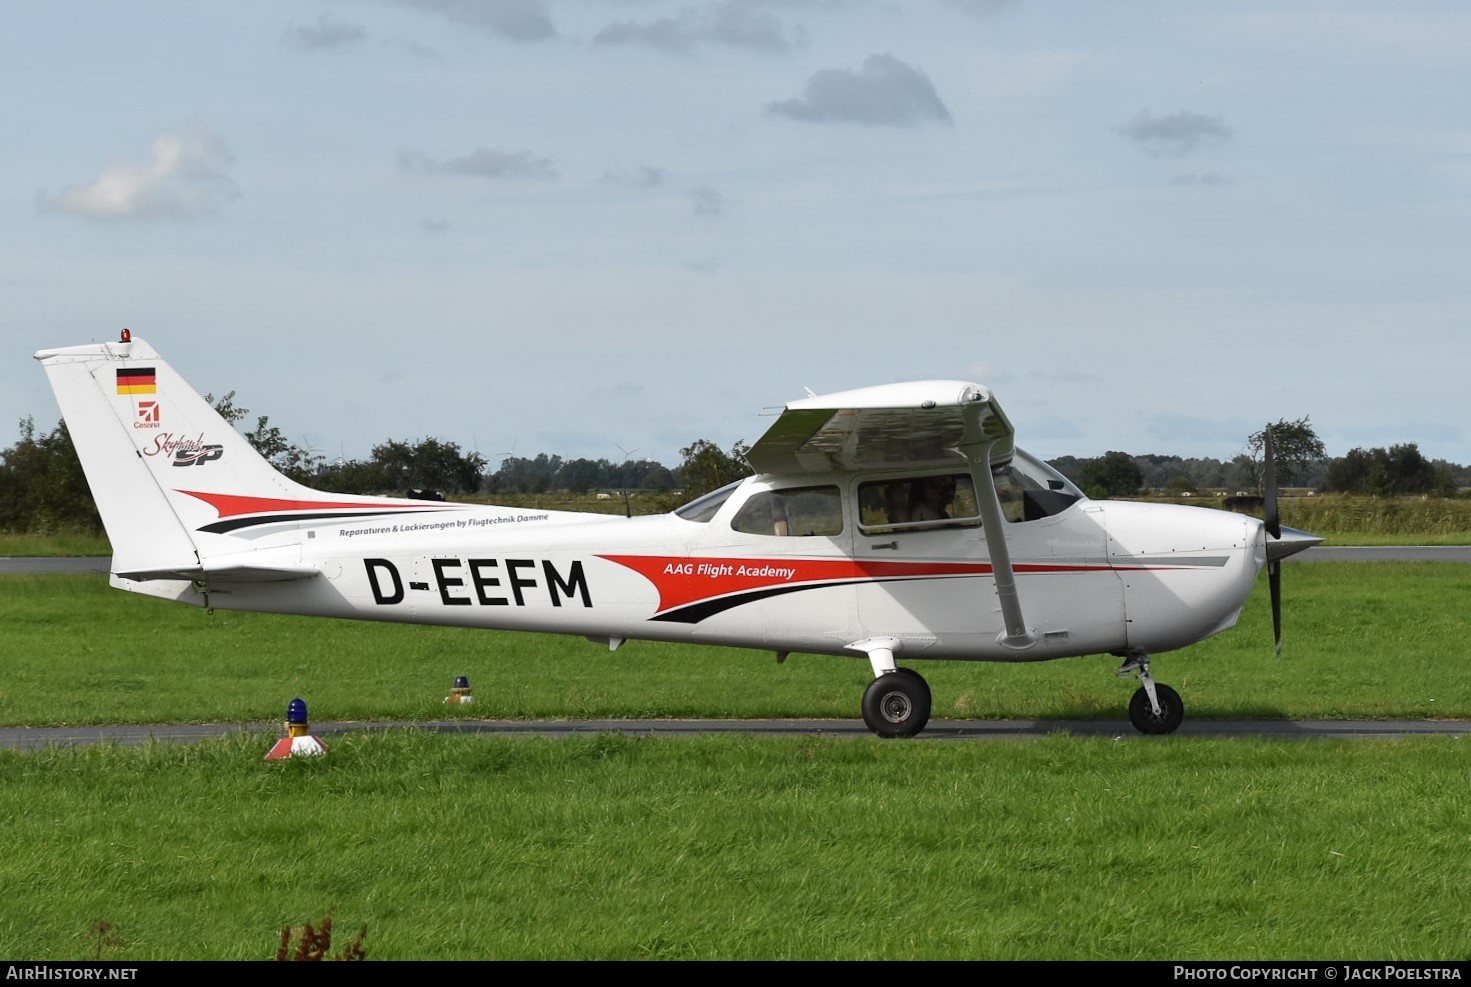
[910,475,955,522]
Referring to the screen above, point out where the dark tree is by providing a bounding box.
[1079,451,1143,499]
[0,418,100,533]
[555,457,608,495]
[357,437,486,495]
[487,453,564,494]
[676,438,752,499]
[1322,443,1455,497]
[1248,417,1327,488]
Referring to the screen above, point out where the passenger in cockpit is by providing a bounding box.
[884,482,911,525]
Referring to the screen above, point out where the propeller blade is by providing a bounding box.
[1263,425,1292,657]
[1269,559,1282,658]
[1263,427,1280,539]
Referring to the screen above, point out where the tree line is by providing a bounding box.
[1,407,1465,536]
[1052,418,1467,499]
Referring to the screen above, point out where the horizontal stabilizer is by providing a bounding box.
[116,562,321,583]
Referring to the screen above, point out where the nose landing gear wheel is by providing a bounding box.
[1128,683,1184,735]
[862,669,932,738]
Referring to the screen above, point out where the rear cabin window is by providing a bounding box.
[857,474,980,535]
[731,485,844,537]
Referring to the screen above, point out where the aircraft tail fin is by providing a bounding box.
[33,332,331,577]
[37,332,469,583]
[36,331,473,588]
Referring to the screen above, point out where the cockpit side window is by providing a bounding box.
[731,485,843,537]
[856,454,1081,532]
[857,474,980,535]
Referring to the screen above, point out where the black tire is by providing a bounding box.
[861,670,932,738]
[1128,683,1184,735]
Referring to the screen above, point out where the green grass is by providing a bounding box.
[0,531,111,557]
[2,564,1469,727]
[3,732,1471,960]
[1149,493,1471,545]
[1311,532,1471,546]
[1280,494,1471,542]
[4,566,1471,961]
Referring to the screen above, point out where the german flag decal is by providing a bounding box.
[116,368,157,395]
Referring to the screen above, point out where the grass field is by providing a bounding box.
[4,731,1471,961]
[3,564,1469,727]
[3,565,1470,961]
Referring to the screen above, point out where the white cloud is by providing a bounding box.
[1117,109,1233,156]
[595,0,806,55]
[387,0,555,42]
[688,185,728,216]
[398,147,559,180]
[281,14,368,51]
[946,0,1017,16]
[766,53,952,128]
[603,164,670,189]
[1170,172,1232,187]
[37,118,239,222]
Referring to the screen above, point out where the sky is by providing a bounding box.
[5,1,1470,474]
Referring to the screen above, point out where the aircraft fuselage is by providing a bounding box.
[119,477,1266,666]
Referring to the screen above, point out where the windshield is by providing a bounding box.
[994,448,1085,521]
[674,480,744,523]
[1012,448,1084,499]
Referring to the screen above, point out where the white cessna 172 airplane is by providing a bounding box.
[37,330,1321,738]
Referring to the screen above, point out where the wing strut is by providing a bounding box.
[961,414,1037,652]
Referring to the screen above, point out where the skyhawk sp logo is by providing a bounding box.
[172,445,224,467]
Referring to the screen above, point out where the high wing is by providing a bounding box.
[745,380,1015,475]
[748,379,1035,652]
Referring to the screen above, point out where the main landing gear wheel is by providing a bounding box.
[1128,683,1184,735]
[862,669,932,738]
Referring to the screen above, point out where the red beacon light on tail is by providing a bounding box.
[119,328,131,343]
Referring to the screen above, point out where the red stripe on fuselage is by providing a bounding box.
[597,555,1135,616]
[177,489,460,518]
[597,554,991,614]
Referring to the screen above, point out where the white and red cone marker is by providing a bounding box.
[444,675,474,705]
[264,697,327,761]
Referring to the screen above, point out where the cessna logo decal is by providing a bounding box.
[365,558,592,608]
[134,401,161,428]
